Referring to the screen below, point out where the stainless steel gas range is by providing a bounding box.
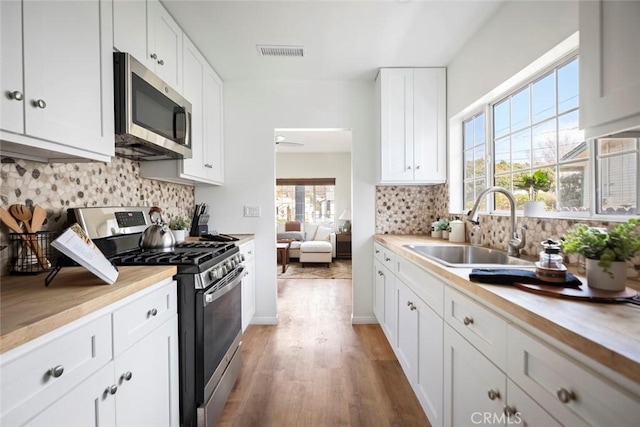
[68,207,245,427]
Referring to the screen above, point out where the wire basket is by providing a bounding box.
[9,231,57,274]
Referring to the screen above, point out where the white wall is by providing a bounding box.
[276,152,352,227]
[196,80,376,325]
[447,0,578,118]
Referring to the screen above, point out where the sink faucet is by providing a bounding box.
[466,186,527,257]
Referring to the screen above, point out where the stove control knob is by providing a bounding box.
[221,265,228,275]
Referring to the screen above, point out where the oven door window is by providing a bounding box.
[195,279,242,402]
[131,73,187,144]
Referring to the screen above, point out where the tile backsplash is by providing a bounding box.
[375,184,640,280]
[1,157,195,274]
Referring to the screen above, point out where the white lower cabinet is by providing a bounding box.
[373,258,396,344]
[240,240,256,332]
[0,279,179,427]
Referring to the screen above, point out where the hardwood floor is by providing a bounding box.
[217,278,430,427]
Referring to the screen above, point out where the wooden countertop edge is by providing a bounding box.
[0,266,177,354]
[374,234,640,385]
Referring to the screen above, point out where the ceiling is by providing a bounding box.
[162,0,505,82]
[161,0,505,153]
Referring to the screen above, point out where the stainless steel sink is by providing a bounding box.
[404,244,535,268]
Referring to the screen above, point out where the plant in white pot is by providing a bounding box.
[515,169,552,217]
[169,217,191,243]
[561,218,640,291]
[437,218,451,239]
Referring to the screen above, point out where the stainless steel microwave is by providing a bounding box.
[113,52,192,161]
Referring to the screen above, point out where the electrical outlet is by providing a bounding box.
[244,206,261,217]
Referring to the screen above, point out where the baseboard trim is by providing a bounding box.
[250,316,279,325]
[351,315,377,325]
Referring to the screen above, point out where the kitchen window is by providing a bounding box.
[276,178,335,224]
[596,137,639,215]
[462,56,593,215]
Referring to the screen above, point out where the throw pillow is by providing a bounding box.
[277,231,305,241]
[314,226,333,242]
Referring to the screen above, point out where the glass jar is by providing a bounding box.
[539,239,564,269]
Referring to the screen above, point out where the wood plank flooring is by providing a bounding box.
[217,278,430,427]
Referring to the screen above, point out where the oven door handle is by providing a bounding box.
[203,266,244,306]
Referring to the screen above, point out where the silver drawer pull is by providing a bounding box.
[463,316,474,326]
[33,99,46,109]
[105,385,118,395]
[48,365,64,378]
[157,59,164,65]
[147,308,158,317]
[487,389,500,400]
[150,53,157,59]
[375,249,380,254]
[121,371,133,382]
[377,270,384,276]
[407,301,416,311]
[384,257,391,262]
[503,405,517,417]
[556,388,576,403]
[9,90,23,101]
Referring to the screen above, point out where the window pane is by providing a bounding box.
[494,100,510,138]
[532,119,557,166]
[558,111,584,159]
[558,58,579,113]
[495,136,510,173]
[599,153,637,214]
[464,181,475,210]
[475,145,486,177]
[512,129,531,170]
[475,179,487,211]
[511,88,530,131]
[559,160,589,212]
[532,72,555,123]
[494,174,512,210]
[599,138,636,154]
[464,119,474,150]
[464,148,474,179]
[474,113,486,145]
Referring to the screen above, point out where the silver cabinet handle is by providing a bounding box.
[463,316,474,326]
[248,250,253,254]
[503,405,517,417]
[416,165,421,169]
[375,249,380,254]
[33,99,46,109]
[556,388,575,403]
[204,163,213,168]
[384,257,391,262]
[121,371,133,381]
[407,301,416,311]
[105,385,118,395]
[150,53,157,60]
[48,365,64,378]
[407,165,412,170]
[8,90,23,101]
[487,389,500,400]
[157,59,164,65]
[147,308,158,317]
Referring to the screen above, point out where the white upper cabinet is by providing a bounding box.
[140,34,224,185]
[0,0,114,162]
[376,68,446,184]
[113,0,182,90]
[580,0,640,138]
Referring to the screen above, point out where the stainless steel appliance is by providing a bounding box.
[68,207,244,427]
[113,52,192,161]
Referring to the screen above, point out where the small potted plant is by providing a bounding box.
[169,217,191,243]
[561,218,640,291]
[437,218,451,240]
[515,169,552,217]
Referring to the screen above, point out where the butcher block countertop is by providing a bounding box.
[0,266,176,354]
[375,234,640,386]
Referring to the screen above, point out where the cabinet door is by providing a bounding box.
[241,242,256,332]
[24,363,116,427]
[379,68,414,182]
[413,68,446,183]
[396,280,418,380]
[181,35,207,180]
[0,0,24,134]
[444,325,506,427]
[580,0,640,138]
[21,0,114,157]
[415,298,443,427]
[114,316,180,427]
[505,379,561,427]
[149,0,182,90]
[112,0,153,69]
[202,66,224,183]
[373,260,385,324]
[382,264,396,346]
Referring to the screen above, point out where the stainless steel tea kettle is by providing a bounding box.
[140,207,175,251]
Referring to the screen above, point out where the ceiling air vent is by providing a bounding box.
[257,45,305,57]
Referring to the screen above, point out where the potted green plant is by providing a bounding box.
[169,217,191,242]
[561,218,640,291]
[515,169,552,217]
[437,218,451,240]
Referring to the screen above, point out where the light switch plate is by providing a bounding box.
[244,206,261,217]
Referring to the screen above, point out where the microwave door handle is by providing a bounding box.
[185,111,191,148]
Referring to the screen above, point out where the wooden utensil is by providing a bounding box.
[30,205,47,232]
[0,207,26,235]
[8,204,49,269]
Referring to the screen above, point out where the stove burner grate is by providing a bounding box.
[110,250,215,266]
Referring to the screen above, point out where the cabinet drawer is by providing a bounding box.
[373,242,385,262]
[113,280,177,356]
[374,243,397,272]
[444,287,507,369]
[0,314,112,421]
[397,256,444,316]
[507,325,640,426]
[239,241,255,261]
